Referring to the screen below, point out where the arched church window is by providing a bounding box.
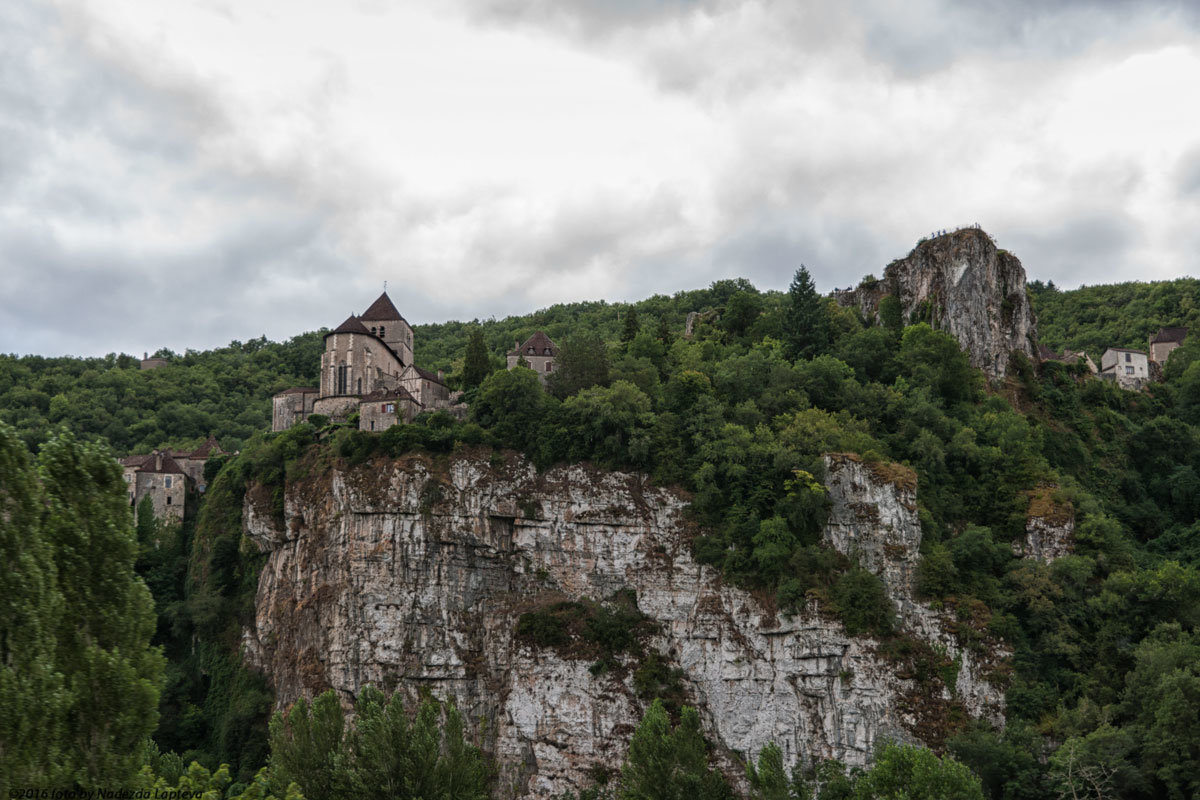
[380,326,386,338]
[371,327,377,335]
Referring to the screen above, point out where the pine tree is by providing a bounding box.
[462,328,491,390]
[38,430,164,786]
[621,307,640,343]
[0,423,67,792]
[620,700,734,799]
[783,265,831,361]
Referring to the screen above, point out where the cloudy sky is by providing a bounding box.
[3,0,1199,357]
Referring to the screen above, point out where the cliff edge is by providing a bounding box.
[241,451,1005,797]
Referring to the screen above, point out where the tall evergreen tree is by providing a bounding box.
[621,307,641,343]
[0,423,67,792]
[783,265,831,361]
[620,700,734,800]
[38,430,164,786]
[462,328,491,390]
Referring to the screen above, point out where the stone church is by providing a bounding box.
[272,291,452,432]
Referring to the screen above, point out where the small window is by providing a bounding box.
[1125,353,1131,362]
[370,420,375,430]
[544,348,551,355]
[357,377,362,394]
[527,346,534,354]
[166,496,172,505]
[371,326,377,335]
[379,326,386,338]
[545,362,553,372]
[385,403,395,413]
[165,476,172,488]
[1125,366,1134,375]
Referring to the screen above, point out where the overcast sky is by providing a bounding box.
[3,0,1199,357]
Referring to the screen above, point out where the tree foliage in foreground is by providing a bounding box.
[0,423,163,792]
[268,687,490,800]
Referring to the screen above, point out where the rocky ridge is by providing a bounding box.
[241,451,1005,797]
[836,228,1038,379]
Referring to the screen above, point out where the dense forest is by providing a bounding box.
[2,274,1199,799]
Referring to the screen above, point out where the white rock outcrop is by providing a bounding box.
[242,451,1005,797]
[836,228,1038,379]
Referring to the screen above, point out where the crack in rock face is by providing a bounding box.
[242,451,1006,797]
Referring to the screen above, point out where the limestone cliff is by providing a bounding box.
[241,451,1005,797]
[837,228,1038,379]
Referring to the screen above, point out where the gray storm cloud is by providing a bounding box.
[2,0,1198,356]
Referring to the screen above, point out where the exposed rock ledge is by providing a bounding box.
[241,451,1005,797]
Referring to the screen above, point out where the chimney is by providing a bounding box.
[154,450,162,471]
[437,369,444,382]
[515,339,520,351]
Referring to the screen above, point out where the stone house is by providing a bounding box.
[1100,347,1151,389]
[507,332,559,385]
[1149,327,1188,364]
[358,387,421,431]
[273,291,455,432]
[273,387,319,432]
[120,451,187,521]
[401,364,450,407]
[119,435,228,520]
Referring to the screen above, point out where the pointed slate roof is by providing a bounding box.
[361,291,406,322]
[189,435,225,459]
[508,331,559,357]
[326,315,372,337]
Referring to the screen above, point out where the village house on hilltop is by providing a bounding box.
[119,435,226,521]
[1040,325,1187,392]
[272,291,458,433]
[507,331,559,385]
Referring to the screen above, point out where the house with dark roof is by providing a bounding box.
[507,331,559,384]
[119,436,226,521]
[1149,327,1188,364]
[359,387,421,431]
[272,290,458,433]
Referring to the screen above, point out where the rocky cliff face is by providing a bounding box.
[242,451,1005,797]
[836,228,1038,379]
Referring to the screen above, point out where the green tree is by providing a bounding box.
[747,742,807,799]
[38,430,164,786]
[784,265,831,361]
[268,691,350,800]
[620,700,734,800]
[622,307,641,343]
[462,328,491,390]
[471,367,550,451]
[548,335,612,399]
[0,423,67,791]
[852,740,984,800]
[724,290,763,338]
